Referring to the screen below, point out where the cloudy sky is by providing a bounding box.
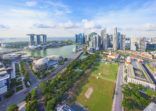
[0,0,156,38]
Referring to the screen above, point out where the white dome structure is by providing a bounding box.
[34,57,49,66]
[33,55,63,71]
[48,55,61,60]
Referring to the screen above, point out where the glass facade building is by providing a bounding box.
[75,33,85,45]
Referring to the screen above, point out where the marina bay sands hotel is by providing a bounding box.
[27,34,47,46]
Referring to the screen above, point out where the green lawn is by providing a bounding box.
[76,63,118,111]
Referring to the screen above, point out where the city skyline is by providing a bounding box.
[0,0,156,38]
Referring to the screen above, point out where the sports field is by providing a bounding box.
[76,63,118,111]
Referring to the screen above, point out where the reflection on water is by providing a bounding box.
[25,45,75,58]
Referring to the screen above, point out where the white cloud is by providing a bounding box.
[33,23,56,28]
[45,0,71,16]
[59,21,79,29]
[82,19,94,29]
[82,19,102,29]
[0,24,9,29]
[89,1,156,37]
[143,23,156,31]
[25,1,37,7]
[0,0,156,38]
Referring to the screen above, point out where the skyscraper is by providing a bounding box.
[122,34,126,51]
[113,27,118,51]
[88,32,101,50]
[139,37,147,52]
[118,33,126,50]
[36,34,41,45]
[118,32,122,49]
[101,29,108,50]
[107,34,112,48]
[75,33,85,45]
[42,34,47,44]
[130,37,139,51]
[27,34,35,46]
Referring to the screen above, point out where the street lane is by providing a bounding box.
[112,63,124,111]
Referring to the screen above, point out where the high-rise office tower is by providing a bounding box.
[36,34,41,45]
[139,37,147,52]
[130,37,139,51]
[113,27,118,51]
[27,34,35,46]
[42,34,47,44]
[88,32,101,50]
[125,38,131,50]
[75,33,85,45]
[107,35,112,48]
[84,35,88,44]
[122,34,126,51]
[118,32,121,49]
[108,34,113,48]
[118,32,125,50]
[101,29,108,50]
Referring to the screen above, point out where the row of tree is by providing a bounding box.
[20,62,30,86]
[7,104,18,111]
[25,89,39,111]
[38,53,99,111]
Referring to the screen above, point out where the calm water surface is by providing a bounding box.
[25,45,75,58]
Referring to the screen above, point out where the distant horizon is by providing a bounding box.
[0,35,156,39]
[0,36,75,43]
[0,36,74,39]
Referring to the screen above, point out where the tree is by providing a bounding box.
[26,99,38,111]
[26,53,99,110]
[25,93,31,102]
[46,99,55,111]
[7,104,18,111]
[39,82,48,94]
[31,89,37,99]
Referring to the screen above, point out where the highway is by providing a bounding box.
[112,63,124,111]
[0,51,82,111]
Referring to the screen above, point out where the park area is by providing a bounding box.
[76,62,118,111]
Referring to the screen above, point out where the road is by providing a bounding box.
[0,51,82,111]
[112,63,124,111]
[25,62,39,84]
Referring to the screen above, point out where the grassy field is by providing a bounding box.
[76,63,118,111]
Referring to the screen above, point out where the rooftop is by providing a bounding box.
[144,102,156,111]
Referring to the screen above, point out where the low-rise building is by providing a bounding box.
[146,43,156,51]
[125,58,156,90]
[144,102,156,111]
[125,50,154,60]
[2,53,21,60]
[107,52,120,60]
[0,62,10,97]
[125,56,131,64]
[33,55,63,71]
